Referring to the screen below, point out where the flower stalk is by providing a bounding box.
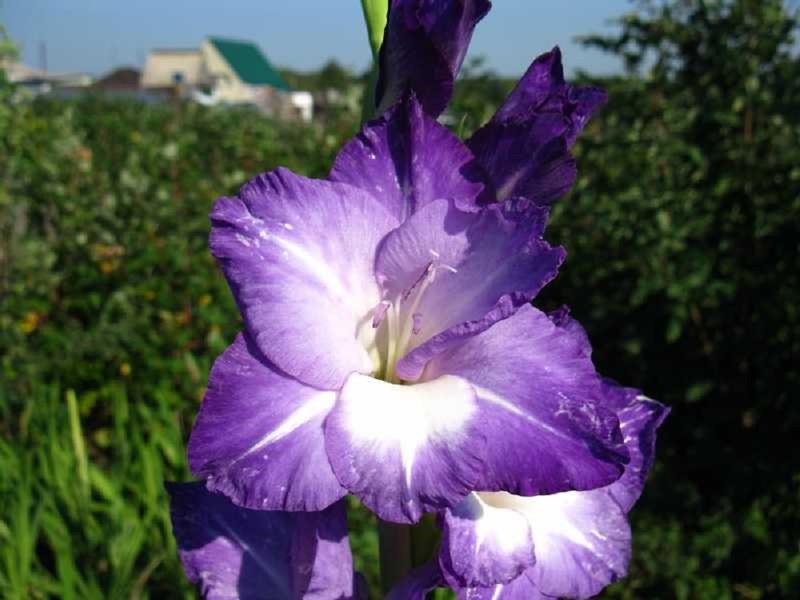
[378,520,413,594]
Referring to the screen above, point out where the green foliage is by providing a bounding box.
[540,0,800,596]
[0,93,362,598]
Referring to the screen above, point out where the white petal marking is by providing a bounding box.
[339,374,476,490]
[235,392,336,463]
[473,385,576,443]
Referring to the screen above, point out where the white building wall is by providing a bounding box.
[141,51,204,88]
[200,40,256,103]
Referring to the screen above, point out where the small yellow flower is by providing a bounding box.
[19,311,42,334]
[120,363,132,377]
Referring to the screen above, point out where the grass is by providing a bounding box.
[0,382,195,599]
[0,378,400,598]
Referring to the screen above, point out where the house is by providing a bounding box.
[2,60,92,95]
[93,67,140,91]
[140,37,313,121]
[140,49,205,88]
[200,37,288,103]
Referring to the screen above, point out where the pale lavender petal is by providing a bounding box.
[167,483,357,600]
[374,198,564,381]
[522,489,631,599]
[387,563,444,600]
[454,574,550,600]
[324,373,485,523]
[188,333,346,512]
[330,94,484,221]
[376,0,492,117]
[210,168,398,390]
[468,47,606,204]
[427,305,628,495]
[440,493,535,587]
[440,489,629,600]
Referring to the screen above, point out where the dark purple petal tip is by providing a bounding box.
[377,0,492,117]
[468,46,607,205]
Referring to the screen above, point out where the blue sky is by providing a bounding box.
[3,0,632,77]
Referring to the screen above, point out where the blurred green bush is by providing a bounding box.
[0,92,361,598]
[1,0,798,598]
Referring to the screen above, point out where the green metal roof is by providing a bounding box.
[209,37,289,90]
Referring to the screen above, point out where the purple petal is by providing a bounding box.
[454,573,550,600]
[167,483,357,599]
[440,493,535,587]
[387,563,444,600]
[491,47,606,140]
[330,94,484,222]
[521,392,667,598]
[522,488,631,599]
[324,373,485,523]
[290,503,361,599]
[210,168,398,390]
[441,490,631,598]
[607,389,670,513]
[442,386,668,599]
[188,333,346,512]
[376,0,492,117]
[373,198,564,381]
[468,47,606,204]
[427,305,629,495]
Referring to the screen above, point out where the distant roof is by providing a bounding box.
[208,37,289,90]
[94,67,140,90]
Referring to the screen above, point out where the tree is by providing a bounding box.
[541,1,800,596]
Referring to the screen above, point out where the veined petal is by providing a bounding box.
[324,373,484,523]
[444,384,669,599]
[210,168,398,390]
[515,489,630,599]
[188,333,346,512]
[167,483,357,600]
[455,575,550,600]
[468,47,606,205]
[606,388,670,513]
[376,0,491,117]
[440,493,535,587]
[427,305,628,495]
[330,94,484,222]
[441,489,629,599]
[374,198,564,381]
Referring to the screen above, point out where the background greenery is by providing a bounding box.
[1,0,798,598]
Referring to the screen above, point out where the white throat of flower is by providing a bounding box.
[361,251,458,384]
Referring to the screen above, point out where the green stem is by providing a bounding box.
[359,0,389,60]
[378,520,413,594]
[359,0,388,123]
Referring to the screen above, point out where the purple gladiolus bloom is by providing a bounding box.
[189,73,623,525]
[171,0,668,597]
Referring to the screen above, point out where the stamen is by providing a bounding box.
[371,252,460,383]
[371,300,391,328]
[411,313,423,335]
